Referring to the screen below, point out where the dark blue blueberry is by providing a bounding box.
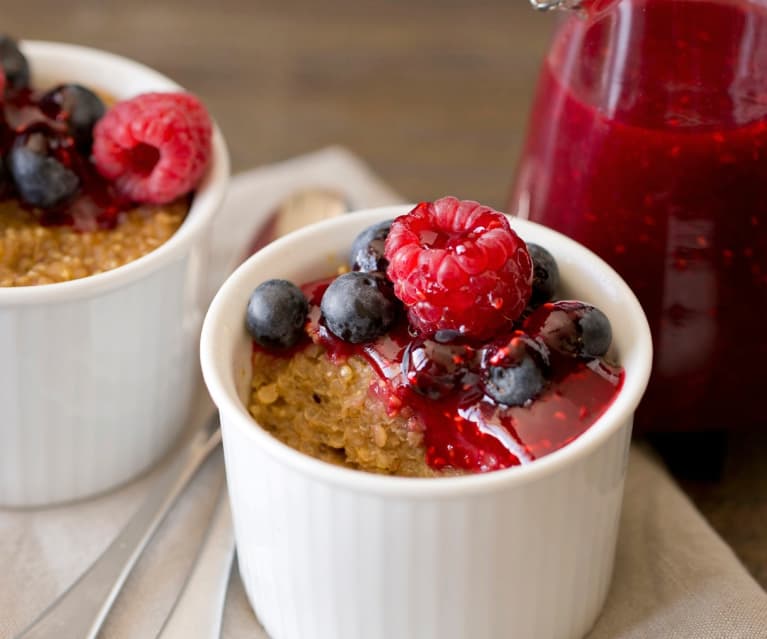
[320,271,398,343]
[349,219,393,273]
[40,84,106,153]
[578,305,612,356]
[0,36,30,88]
[433,329,463,344]
[527,242,560,306]
[480,333,547,406]
[402,338,479,400]
[524,301,612,358]
[9,132,79,208]
[246,279,308,349]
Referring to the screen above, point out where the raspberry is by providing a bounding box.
[384,197,532,340]
[0,67,5,96]
[92,92,212,204]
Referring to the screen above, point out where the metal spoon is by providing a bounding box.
[14,187,347,639]
[155,485,235,639]
[13,414,223,639]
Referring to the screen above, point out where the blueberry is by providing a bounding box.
[433,329,463,344]
[40,84,106,153]
[524,301,612,358]
[480,333,547,406]
[349,219,393,273]
[320,271,398,343]
[527,243,560,306]
[0,36,30,88]
[578,305,612,356]
[9,132,79,208]
[246,279,308,349]
[402,338,479,400]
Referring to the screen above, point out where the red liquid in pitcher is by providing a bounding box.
[512,0,767,431]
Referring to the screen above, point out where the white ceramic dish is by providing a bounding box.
[201,206,652,639]
[0,41,229,507]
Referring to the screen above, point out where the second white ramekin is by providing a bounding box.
[0,42,229,507]
[201,206,653,639]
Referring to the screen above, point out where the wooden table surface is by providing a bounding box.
[7,0,766,590]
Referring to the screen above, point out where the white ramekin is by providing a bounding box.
[201,207,652,639]
[0,42,229,507]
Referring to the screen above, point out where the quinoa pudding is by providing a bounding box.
[246,198,625,478]
[251,345,451,477]
[0,200,188,286]
[0,35,213,287]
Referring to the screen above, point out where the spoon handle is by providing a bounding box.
[14,415,222,639]
[155,485,235,639]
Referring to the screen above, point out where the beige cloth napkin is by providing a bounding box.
[1,147,765,639]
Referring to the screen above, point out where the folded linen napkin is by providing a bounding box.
[1,147,765,639]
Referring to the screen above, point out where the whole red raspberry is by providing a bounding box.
[384,197,533,340]
[92,92,212,204]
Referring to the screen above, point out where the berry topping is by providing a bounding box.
[525,301,613,358]
[402,338,479,400]
[9,131,79,208]
[0,67,6,96]
[350,219,393,273]
[480,332,547,406]
[40,84,106,154]
[246,204,626,476]
[246,279,309,349]
[0,36,29,89]
[320,271,398,343]
[92,92,212,204]
[384,197,533,340]
[527,242,560,306]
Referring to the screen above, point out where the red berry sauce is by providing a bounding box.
[1,86,131,230]
[255,278,624,474]
[512,0,767,431]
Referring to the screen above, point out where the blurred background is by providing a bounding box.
[5,0,552,209]
[6,0,765,588]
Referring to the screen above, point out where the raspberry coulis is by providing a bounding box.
[0,86,131,230]
[256,278,624,474]
[512,0,767,431]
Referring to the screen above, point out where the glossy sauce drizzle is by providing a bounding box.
[256,278,625,473]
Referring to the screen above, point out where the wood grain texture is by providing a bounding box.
[5,0,766,589]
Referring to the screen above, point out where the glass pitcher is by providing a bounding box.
[510,0,767,432]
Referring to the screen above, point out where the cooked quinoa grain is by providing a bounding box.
[0,199,187,286]
[249,344,466,478]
